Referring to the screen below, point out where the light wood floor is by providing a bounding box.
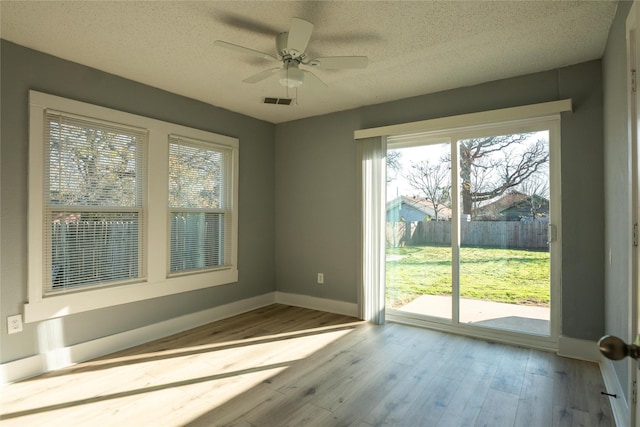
[1,304,614,426]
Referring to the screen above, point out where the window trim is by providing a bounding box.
[167,134,235,276]
[354,99,572,140]
[26,91,239,323]
[42,110,149,295]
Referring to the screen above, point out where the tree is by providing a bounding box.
[517,174,550,220]
[48,122,140,208]
[386,150,402,183]
[169,142,223,209]
[404,159,451,221]
[458,133,548,217]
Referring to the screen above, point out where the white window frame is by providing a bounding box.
[167,135,234,276]
[42,111,148,295]
[27,91,239,322]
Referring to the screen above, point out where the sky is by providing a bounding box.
[386,131,549,203]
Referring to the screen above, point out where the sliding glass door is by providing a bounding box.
[457,130,551,336]
[385,119,559,340]
[386,140,452,320]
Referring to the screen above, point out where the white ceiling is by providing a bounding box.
[1,1,619,124]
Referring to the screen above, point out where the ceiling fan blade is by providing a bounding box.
[243,68,281,84]
[287,17,314,56]
[302,70,328,88]
[307,56,368,69]
[216,13,279,36]
[214,40,278,61]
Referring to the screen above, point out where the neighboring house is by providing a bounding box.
[472,190,549,221]
[386,196,452,222]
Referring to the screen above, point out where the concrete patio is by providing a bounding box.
[397,294,550,336]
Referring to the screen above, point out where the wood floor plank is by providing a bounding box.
[525,347,558,378]
[489,345,529,396]
[437,361,498,427]
[474,388,520,427]
[0,304,615,427]
[326,361,413,426]
[552,406,591,427]
[514,371,554,427]
[187,383,288,427]
[361,356,446,425]
[553,355,594,415]
[400,373,460,426]
[581,363,616,426]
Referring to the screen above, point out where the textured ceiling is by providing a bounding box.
[1,1,619,124]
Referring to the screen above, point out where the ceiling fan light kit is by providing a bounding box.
[279,65,304,88]
[215,17,369,92]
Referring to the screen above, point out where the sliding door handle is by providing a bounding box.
[546,224,557,245]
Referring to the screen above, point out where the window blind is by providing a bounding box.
[168,135,233,274]
[43,111,147,293]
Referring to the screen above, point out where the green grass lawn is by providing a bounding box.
[386,244,550,309]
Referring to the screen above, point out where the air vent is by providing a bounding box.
[264,97,293,106]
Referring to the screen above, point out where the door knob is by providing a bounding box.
[598,335,640,360]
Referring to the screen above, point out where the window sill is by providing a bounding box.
[24,269,238,323]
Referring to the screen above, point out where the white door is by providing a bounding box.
[598,4,640,425]
[628,2,640,424]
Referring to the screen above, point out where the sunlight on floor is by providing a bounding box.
[37,317,71,371]
[0,322,359,426]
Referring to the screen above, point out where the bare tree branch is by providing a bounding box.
[404,159,451,221]
[459,134,548,216]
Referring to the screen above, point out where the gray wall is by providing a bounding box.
[275,60,605,342]
[275,110,361,302]
[603,0,634,406]
[1,33,615,365]
[0,40,276,363]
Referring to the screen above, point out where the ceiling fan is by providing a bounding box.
[214,17,368,89]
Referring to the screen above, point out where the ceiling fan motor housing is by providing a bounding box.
[276,32,304,60]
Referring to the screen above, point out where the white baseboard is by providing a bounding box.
[599,358,630,427]
[557,336,601,362]
[1,292,276,385]
[0,292,360,385]
[275,292,359,318]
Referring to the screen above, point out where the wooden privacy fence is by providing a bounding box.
[387,220,549,249]
[50,220,138,288]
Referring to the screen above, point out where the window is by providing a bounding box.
[27,91,239,322]
[168,136,233,274]
[44,111,147,294]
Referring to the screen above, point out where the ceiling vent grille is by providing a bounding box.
[264,97,293,106]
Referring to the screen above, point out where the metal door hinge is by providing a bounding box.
[632,70,637,93]
[633,380,637,405]
[634,223,639,247]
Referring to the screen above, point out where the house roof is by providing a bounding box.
[388,196,452,220]
[0,1,619,124]
[473,190,549,219]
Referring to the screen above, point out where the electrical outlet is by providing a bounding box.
[7,314,23,334]
[317,273,324,284]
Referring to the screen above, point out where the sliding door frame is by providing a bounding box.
[356,100,570,351]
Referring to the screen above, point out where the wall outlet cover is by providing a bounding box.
[7,314,23,334]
